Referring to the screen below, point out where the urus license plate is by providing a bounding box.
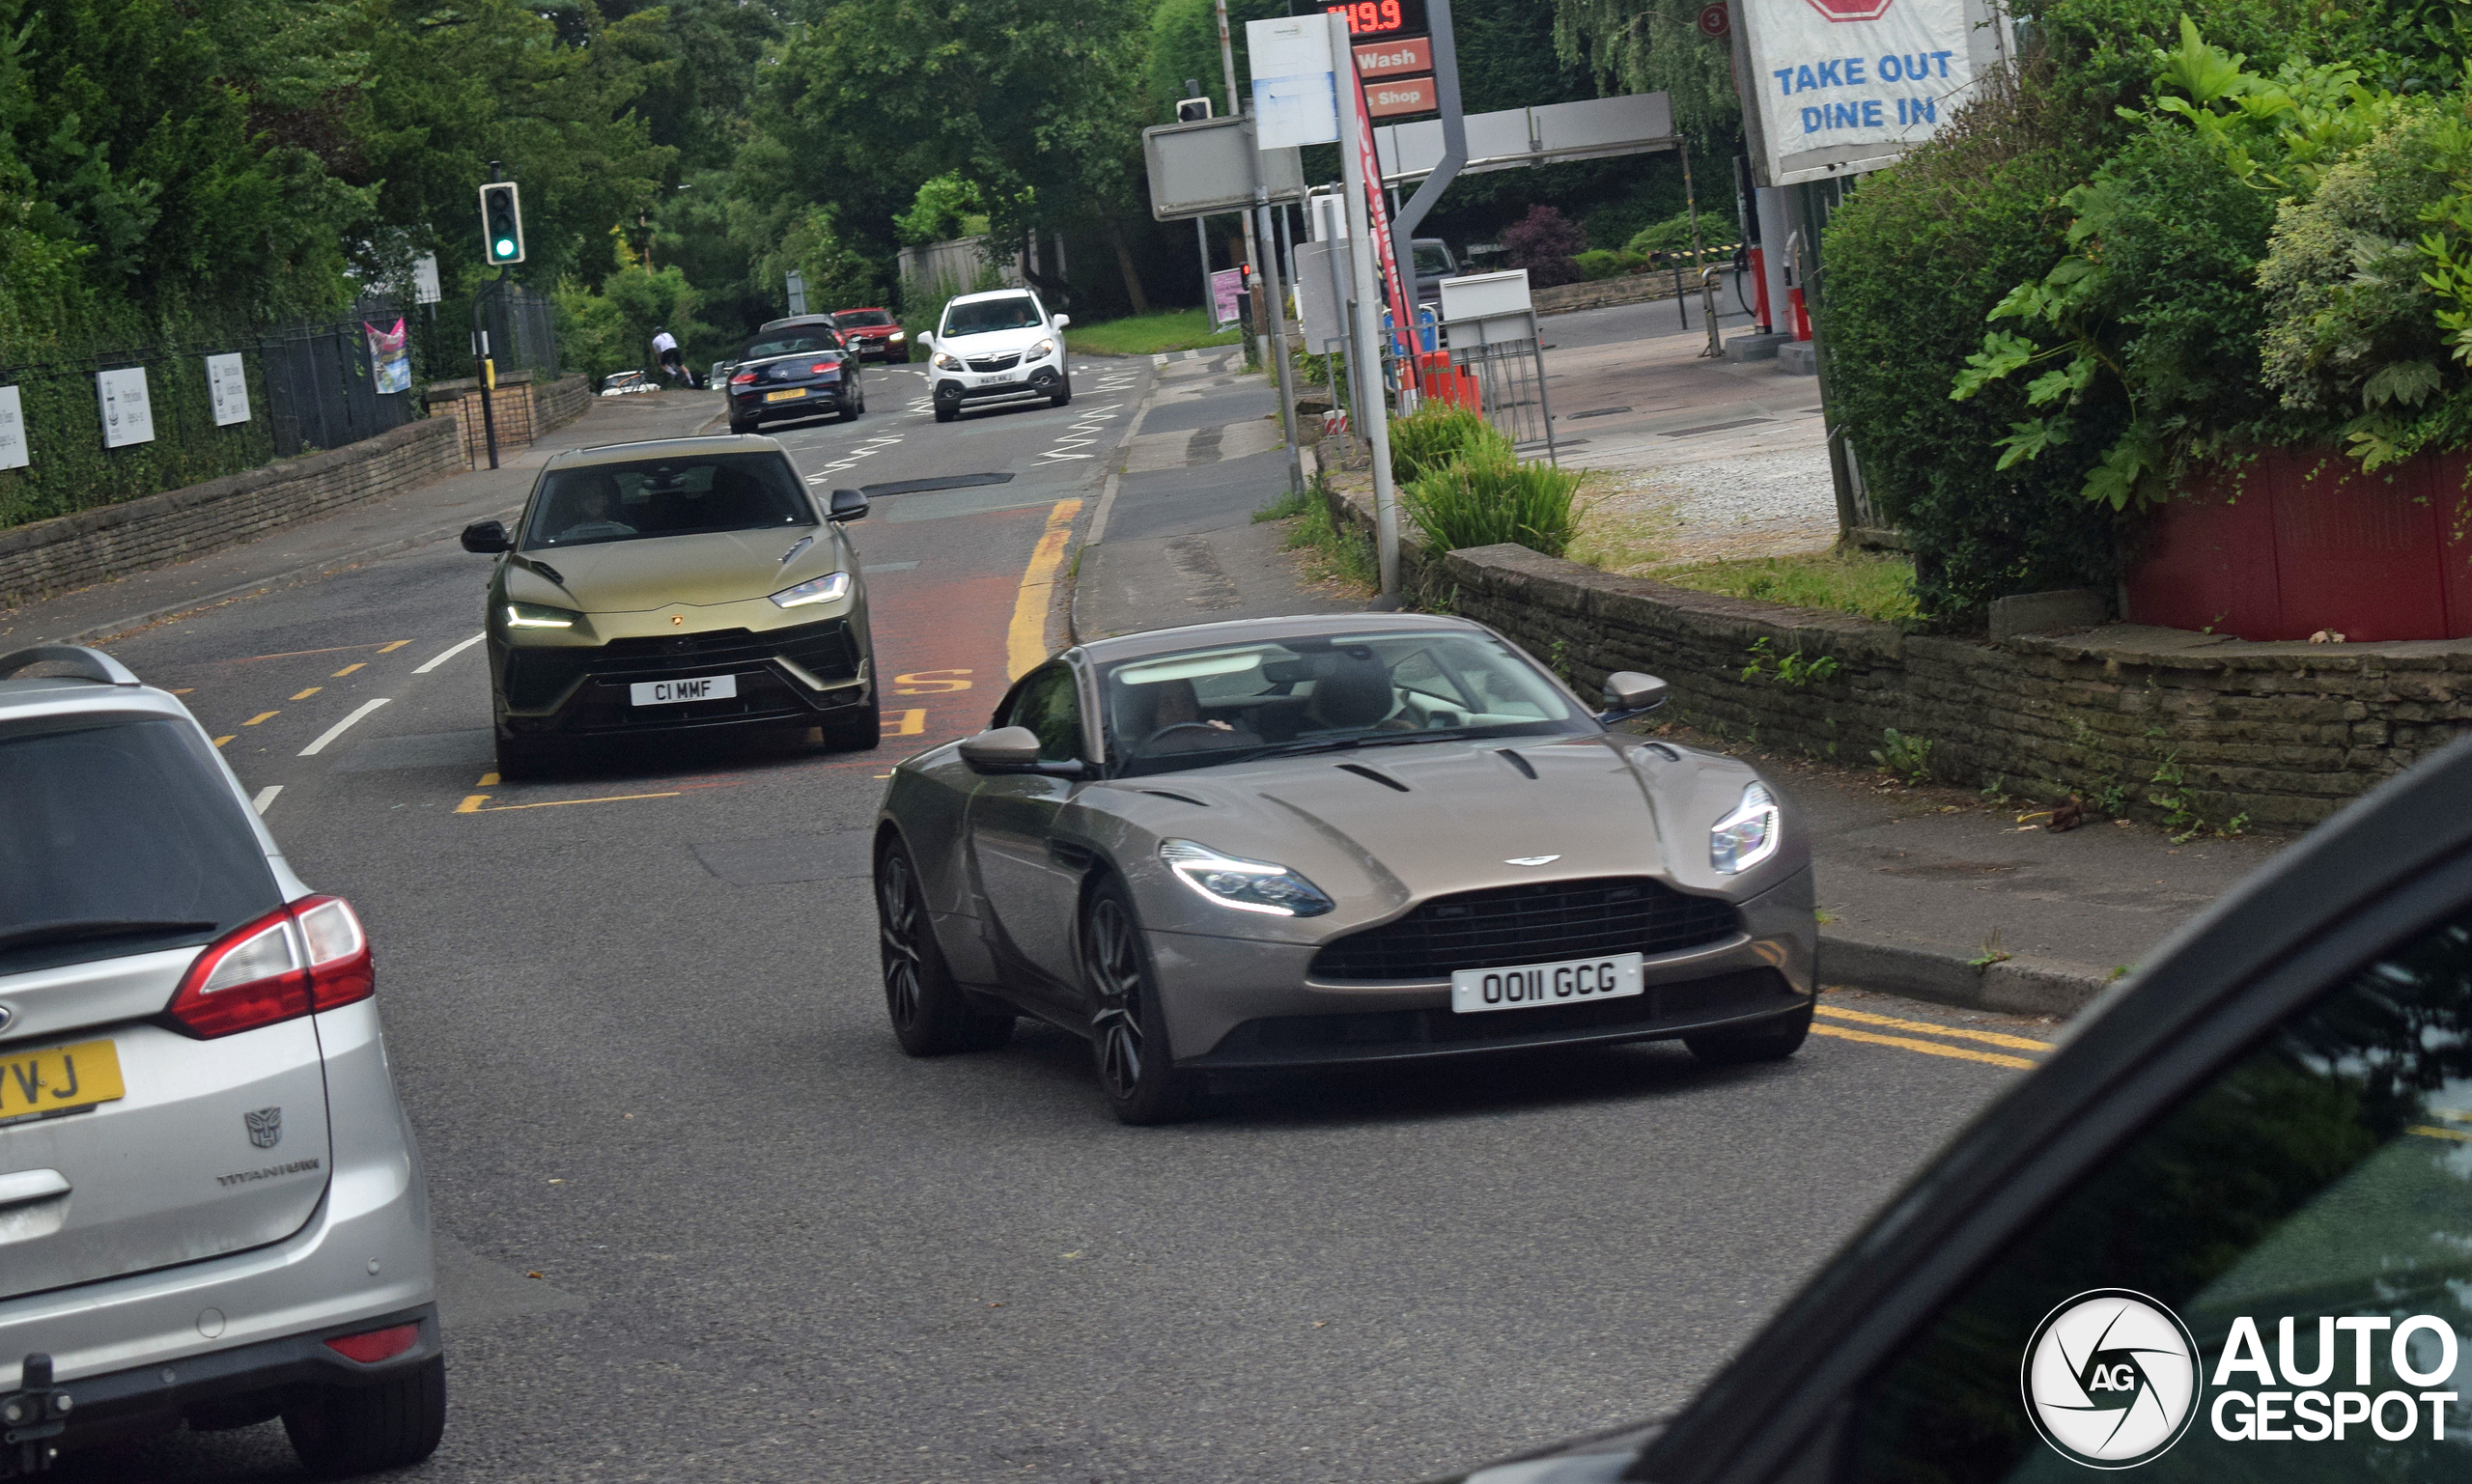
[631,674,738,707]
[0,1039,127,1127]
[1450,952,1644,1015]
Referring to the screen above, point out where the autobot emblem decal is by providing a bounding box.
[244,1106,283,1149]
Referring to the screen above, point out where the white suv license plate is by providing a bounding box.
[630,674,737,707]
[1451,952,1644,1015]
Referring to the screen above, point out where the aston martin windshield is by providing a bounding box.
[521,453,815,550]
[1100,631,1592,776]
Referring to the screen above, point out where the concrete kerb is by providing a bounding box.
[1819,936,2115,1018]
[1061,368,1169,646]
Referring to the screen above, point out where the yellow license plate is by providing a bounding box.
[763,388,806,403]
[0,1040,126,1127]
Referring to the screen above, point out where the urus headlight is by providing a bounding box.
[1159,839,1334,917]
[932,350,965,371]
[770,571,852,609]
[503,602,579,630]
[1028,338,1055,360]
[1710,782,1781,874]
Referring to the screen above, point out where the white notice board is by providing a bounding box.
[0,386,27,471]
[207,353,251,426]
[1249,16,1340,151]
[98,367,156,449]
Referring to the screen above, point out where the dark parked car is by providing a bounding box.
[829,307,908,363]
[725,319,864,434]
[1437,736,2472,1480]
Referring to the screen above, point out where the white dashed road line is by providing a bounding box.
[414,632,485,674]
[300,698,389,757]
[252,785,283,815]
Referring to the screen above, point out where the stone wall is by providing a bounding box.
[424,373,590,467]
[1322,482,2472,829]
[1533,270,1725,317]
[0,414,465,611]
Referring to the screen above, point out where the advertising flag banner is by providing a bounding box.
[366,319,412,395]
[97,367,155,449]
[0,386,26,470]
[1341,40,1418,392]
[1739,0,2002,185]
[206,352,250,426]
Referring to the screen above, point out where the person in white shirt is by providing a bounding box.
[651,328,686,383]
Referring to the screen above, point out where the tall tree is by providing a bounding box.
[1551,0,1741,137]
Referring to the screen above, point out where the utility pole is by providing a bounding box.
[1214,0,1267,362]
[1333,12,1399,602]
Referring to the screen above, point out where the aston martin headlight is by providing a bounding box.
[1028,338,1055,360]
[503,602,579,630]
[769,571,852,609]
[1159,839,1334,917]
[932,350,965,371]
[1709,782,1781,874]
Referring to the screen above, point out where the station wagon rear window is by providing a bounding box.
[0,719,282,974]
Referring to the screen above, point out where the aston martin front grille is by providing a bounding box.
[1308,877,1739,981]
[966,353,1021,373]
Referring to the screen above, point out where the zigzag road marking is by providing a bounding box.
[803,433,907,482]
[1035,401,1125,463]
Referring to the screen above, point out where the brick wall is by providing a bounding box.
[1323,482,2472,829]
[0,413,466,611]
[427,374,590,467]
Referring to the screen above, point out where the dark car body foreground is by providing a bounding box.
[1437,740,2472,1479]
[725,318,864,434]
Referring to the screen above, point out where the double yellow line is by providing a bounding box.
[1006,499,1083,680]
[1812,1002,2056,1071]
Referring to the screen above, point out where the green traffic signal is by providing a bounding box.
[478,182,525,266]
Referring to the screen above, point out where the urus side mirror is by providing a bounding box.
[829,488,869,522]
[461,519,511,554]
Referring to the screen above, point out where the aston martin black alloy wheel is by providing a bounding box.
[876,838,1013,1056]
[1082,878,1202,1124]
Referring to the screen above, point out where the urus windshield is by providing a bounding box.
[522,453,815,549]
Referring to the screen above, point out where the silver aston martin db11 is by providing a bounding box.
[871,614,1816,1122]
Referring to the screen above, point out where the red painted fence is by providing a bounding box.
[2126,448,2472,641]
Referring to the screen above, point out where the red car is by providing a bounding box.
[829,307,909,363]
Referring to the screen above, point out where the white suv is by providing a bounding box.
[920,289,1072,422]
[0,646,441,1478]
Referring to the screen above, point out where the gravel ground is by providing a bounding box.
[1578,448,1840,570]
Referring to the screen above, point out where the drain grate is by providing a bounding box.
[1658,417,1774,438]
[1562,406,1632,420]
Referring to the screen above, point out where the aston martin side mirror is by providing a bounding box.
[959,726,1094,778]
[461,519,511,554]
[829,488,869,522]
[1597,671,1668,722]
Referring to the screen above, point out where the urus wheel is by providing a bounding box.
[1082,879,1203,1124]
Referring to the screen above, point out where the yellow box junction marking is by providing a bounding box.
[243,711,278,726]
[1814,1003,2056,1053]
[213,736,235,747]
[332,662,365,678]
[291,687,322,701]
[884,709,925,737]
[894,669,973,694]
[1007,499,1083,680]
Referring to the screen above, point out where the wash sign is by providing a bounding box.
[1739,0,1997,185]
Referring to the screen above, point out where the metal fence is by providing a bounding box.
[1447,332,1557,461]
[259,303,422,458]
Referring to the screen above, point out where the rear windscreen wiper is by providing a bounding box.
[0,919,219,953]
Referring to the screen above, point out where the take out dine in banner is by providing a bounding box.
[1739,0,1989,185]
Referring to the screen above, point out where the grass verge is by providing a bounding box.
[1651,550,1923,625]
[1257,484,1376,591]
[1065,308,1243,358]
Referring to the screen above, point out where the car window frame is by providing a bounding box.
[1631,742,2472,1484]
[992,660,1091,765]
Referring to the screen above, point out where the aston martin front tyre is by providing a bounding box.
[1683,1003,1812,1066]
[877,838,1014,1055]
[1082,877,1204,1125]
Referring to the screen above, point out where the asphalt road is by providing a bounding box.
[59,354,2041,1483]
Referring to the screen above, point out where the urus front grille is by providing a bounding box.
[1309,876,1739,982]
[967,353,1021,373]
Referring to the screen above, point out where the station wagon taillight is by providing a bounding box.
[165,895,374,1039]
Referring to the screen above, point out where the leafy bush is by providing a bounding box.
[1624,211,1704,258]
[1574,248,1643,280]
[1389,402,1513,484]
[1401,454,1585,557]
[1503,206,1588,289]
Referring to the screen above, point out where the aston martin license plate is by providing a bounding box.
[1450,952,1643,1015]
[0,1039,126,1127]
[631,674,737,706]
[764,387,806,403]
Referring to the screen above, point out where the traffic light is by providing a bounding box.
[479,182,525,266]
